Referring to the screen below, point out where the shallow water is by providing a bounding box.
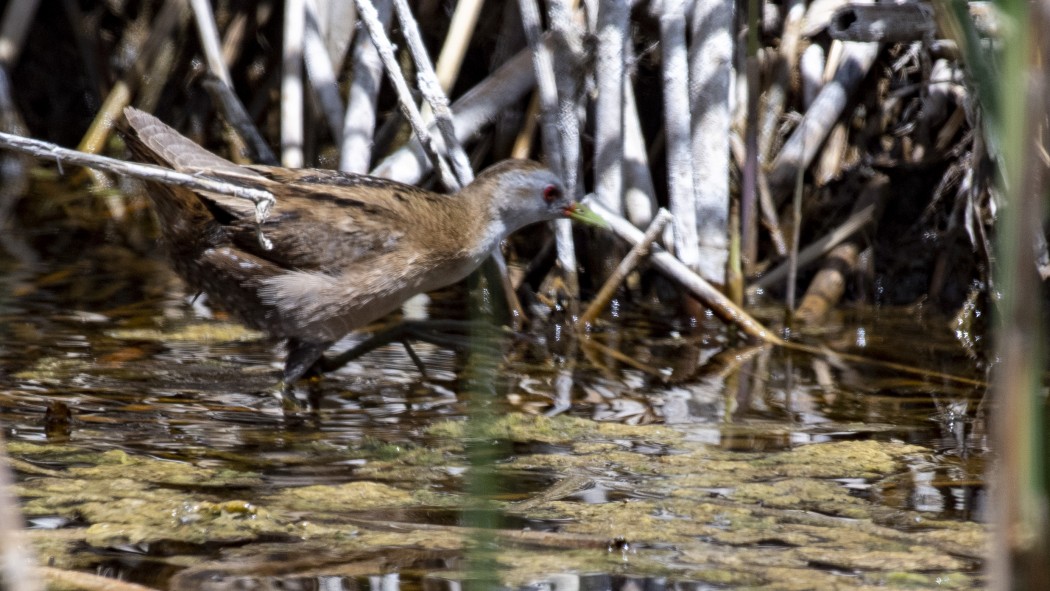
[0,188,987,589]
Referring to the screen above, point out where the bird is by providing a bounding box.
[121,107,598,385]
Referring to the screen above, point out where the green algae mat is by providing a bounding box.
[9,413,983,590]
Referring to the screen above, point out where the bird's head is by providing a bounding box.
[473,160,604,232]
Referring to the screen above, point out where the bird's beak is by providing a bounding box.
[564,202,607,227]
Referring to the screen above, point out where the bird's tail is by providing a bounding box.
[121,107,228,247]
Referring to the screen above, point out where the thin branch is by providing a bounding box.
[0,130,275,220]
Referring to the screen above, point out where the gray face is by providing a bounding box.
[492,167,572,231]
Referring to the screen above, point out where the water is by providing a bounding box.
[0,187,987,589]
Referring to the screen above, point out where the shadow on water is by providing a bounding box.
[0,185,987,589]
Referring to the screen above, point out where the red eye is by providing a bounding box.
[543,184,561,203]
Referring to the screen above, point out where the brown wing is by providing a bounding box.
[199,166,430,273]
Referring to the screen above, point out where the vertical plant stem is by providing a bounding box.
[547,0,584,299]
[658,0,700,272]
[462,324,504,590]
[519,0,580,298]
[623,73,657,227]
[340,0,389,173]
[990,0,1050,586]
[434,0,485,92]
[0,433,42,591]
[594,0,628,214]
[281,0,306,168]
[304,0,347,143]
[188,0,233,85]
[689,0,734,284]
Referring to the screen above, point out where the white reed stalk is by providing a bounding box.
[519,0,579,294]
[341,0,389,173]
[354,0,457,189]
[189,0,233,85]
[658,0,701,271]
[689,0,734,283]
[304,0,346,142]
[623,51,657,228]
[281,0,306,168]
[593,0,629,214]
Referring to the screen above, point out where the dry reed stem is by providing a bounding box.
[658,0,701,272]
[354,0,456,189]
[689,0,734,284]
[623,75,657,227]
[593,0,629,215]
[747,198,878,295]
[518,0,565,178]
[281,0,306,167]
[304,0,347,143]
[202,76,278,165]
[800,44,826,108]
[390,0,473,187]
[795,174,888,323]
[768,41,880,203]
[317,0,356,70]
[341,0,389,173]
[189,0,233,85]
[519,0,580,297]
[588,198,784,345]
[434,0,485,92]
[510,92,540,159]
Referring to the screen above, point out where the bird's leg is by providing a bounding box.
[320,319,508,375]
[283,338,333,383]
[276,339,333,411]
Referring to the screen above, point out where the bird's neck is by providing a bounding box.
[454,180,509,258]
